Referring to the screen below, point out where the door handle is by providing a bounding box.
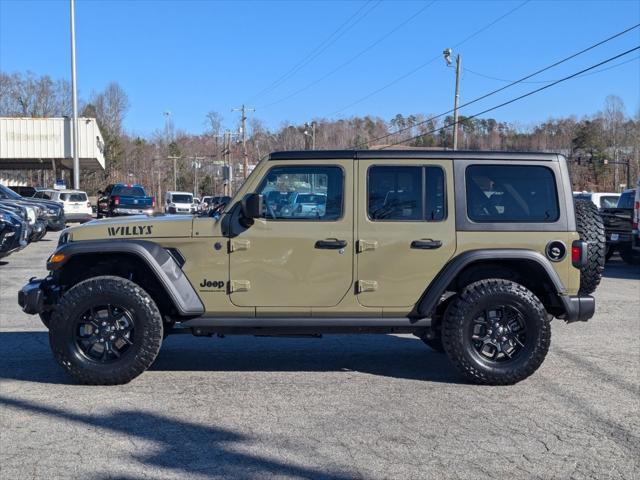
[315,238,347,250]
[410,239,442,250]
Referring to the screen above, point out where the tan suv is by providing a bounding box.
[19,150,604,385]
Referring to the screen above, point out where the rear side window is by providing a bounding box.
[368,166,445,221]
[466,165,559,223]
[599,196,619,209]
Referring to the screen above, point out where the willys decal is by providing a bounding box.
[107,225,153,237]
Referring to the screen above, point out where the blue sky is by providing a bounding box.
[1,0,639,137]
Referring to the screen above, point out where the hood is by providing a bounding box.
[68,214,194,241]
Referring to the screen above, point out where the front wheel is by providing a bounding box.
[48,276,163,385]
[442,279,550,385]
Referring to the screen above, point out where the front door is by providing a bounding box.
[356,159,456,308]
[229,161,353,308]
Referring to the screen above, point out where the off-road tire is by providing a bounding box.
[574,199,605,295]
[48,276,163,385]
[619,247,640,265]
[442,279,551,385]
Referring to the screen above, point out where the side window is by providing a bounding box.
[466,165,559,223]
[257,166,343,221]
[368,166,445,221]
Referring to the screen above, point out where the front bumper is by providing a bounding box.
[561,295,595,323]
[46,214,66,231]
[18,277,59,315]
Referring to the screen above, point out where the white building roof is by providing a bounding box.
[0,117,105,171]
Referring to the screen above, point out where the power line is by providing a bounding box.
[259,0,436,109]
[330,0,531,117]
[353,23,640,148]
[248,0,380,103]
[465,55,640,84]
[379,46,640,150]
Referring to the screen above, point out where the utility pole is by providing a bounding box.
[70,0,80,189]
[232,105,255,180]
[304,122,316,150]
[443,48,462,150]
[168,156,180,191]
[191,156,204,196]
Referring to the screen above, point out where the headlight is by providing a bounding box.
[25,206,37,224]
[48,208,57,215]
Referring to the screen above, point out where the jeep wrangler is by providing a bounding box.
[19,150,604,385]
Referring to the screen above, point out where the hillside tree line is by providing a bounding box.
[1,71,638,198]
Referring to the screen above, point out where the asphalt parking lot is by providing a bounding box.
[0,230,638,480]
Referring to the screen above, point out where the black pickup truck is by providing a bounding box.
[602,188,639,265]
[97,184,155,218]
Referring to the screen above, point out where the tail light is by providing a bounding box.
[571,240,587,268]
[151,196,156,208]
[633,200,639,230]
[86,201,91,208]
[113,196,120,206]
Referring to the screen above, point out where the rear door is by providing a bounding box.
[356,159,456,308]
[229,160,353,308]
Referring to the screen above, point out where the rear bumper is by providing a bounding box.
[65,213,93,222]
[560,295,595,323]
[113,207,154,215]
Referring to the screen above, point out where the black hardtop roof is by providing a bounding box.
[268,150,561,162]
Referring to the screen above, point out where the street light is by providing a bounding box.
[443,48,461,150]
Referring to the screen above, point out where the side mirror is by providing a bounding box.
[241,193,263,219]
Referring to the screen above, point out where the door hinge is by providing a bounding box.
[356,239,378,253]
[356,280,378,293]
[228,239,250,253]
[229,280,251,293]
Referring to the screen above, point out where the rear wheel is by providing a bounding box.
[574,199,605,295]
[48,276,163,385]
[442,279,550,385]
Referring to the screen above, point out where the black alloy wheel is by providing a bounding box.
[469,305,527,363]
[73,304,136,363]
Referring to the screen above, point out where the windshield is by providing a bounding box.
[0,184,23,200]
[112,186,146,197]
[171,194,193,203]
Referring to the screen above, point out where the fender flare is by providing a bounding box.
[48,240,204,316]
[415,249,567,317]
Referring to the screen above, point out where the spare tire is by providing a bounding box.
[574,199,605,295]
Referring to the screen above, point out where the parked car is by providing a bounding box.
[20,150,603,385]
[0,184,65,231]
[573,191,620,210]
[164,191,196,214]
[601,188,638,264]
[44,190,93,223]
[97,184,155,217]
[0,208,29,258]
[7,186,45,197]
[278,192,327,218]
